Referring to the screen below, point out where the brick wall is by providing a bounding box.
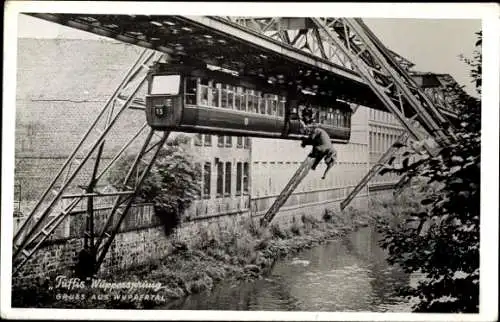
[13,203,255,287]
[15,38,150,208]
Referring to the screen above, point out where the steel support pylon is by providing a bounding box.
[13,49,165,275]
[341,132,410,210]
[260,156,315,227]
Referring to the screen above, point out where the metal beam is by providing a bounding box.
[341,132,409,210]
[187,16,364,82]
[260,156,315,227]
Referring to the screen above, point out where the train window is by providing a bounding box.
[225,162,232,196]
[212,83,220,107]
[185,77,197,105]
[256,93,264,115]
[227,85,235,109]
[255,91,262,114]
[241,87,248,111]
[312,106,320,123]
[235,88,241,110]
[221,85,228,108]
[199,78,210,105]
[150,74,181,95]
[264,94,271,115]
[216,162,223,197]
[243,162,249,194]
[204,134,212,146]
[319,107,327,124]
[235,87,243,111]
[237,136,243,148]
[236,162,242,196]
[246,90,253,113]
[278,97,285,117]
[336,110,342,127]
[271,95,278,116]
[225,136,232,147]
[252,92,258,114]
[203,162,211,199]
[218,135,224,147]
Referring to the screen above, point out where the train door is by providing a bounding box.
[283,97,301,137]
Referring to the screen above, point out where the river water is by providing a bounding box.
[160,227,415,312]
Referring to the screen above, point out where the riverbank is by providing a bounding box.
[13,203,379,309]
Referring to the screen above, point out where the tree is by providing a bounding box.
[460,31,482,95]
[377,31,481,312]
[108,134,201,236]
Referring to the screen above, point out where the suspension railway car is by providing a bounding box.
[145,63,353,143]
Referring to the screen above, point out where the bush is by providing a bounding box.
[322,208,333,222]
[243,216,262,238]
[107,134,200,236]
[290,221,302,236]
[270,223,287,239]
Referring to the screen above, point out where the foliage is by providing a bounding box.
[376,32,481,312]
[108,134,201,236]
[459,31,482,95]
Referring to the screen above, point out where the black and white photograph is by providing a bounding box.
[1,2,498,321]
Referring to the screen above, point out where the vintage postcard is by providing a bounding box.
[2,2,498,321]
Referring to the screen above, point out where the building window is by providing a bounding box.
[194,133,202,146]
[203,162,211,199]
[244,137,250,149]
[195,162,202,199]
[369,132,374,152]
[225,136,232,148]
[243,162,249,194]
[237,136,243,148]
[216,162,224,197]
[204,134,212,146]
[218,135,224,147]
[236,162,242,196]
[225,162,232,196]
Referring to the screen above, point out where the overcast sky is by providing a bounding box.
[17,14,481,96]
